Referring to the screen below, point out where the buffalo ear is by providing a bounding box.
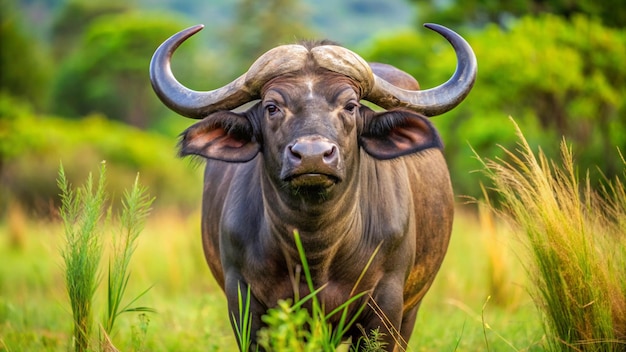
[359,109,443,160]
[179,111,260,162]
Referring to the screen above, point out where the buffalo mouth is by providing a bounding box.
[284,173,340,189]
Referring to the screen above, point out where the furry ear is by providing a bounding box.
[179,111,260,162]
[359,109,443,160]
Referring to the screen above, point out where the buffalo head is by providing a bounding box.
[150,24,476,204]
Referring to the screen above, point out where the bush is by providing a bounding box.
[0,94,201,215]
[362,15,626,199]
[0,2,51,109]
[49,10,195,128]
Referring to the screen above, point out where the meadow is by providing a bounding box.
[0,199,544,351]
[2,126,625,351]
[4,1,626,350]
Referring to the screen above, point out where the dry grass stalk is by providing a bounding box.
[477,118,626,351]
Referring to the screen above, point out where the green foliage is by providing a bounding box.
[130,313,151,352]
[0,1,51,108]
[258,299,318,351]
[233,284,254,351]
[409,0,626,29]
[126,0,413,49]
[58,162,156,351]
[362,14,626,199]
[104,174,156,335]
[58,162,108,352]
[0,94,201,214]
[253,231,371,351]
[50,0,132,60]
[227,0,315,62]
[50,10,191,127]
[478,119,626,350]
[355,327,387,352]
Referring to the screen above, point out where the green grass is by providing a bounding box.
[58,162,108,352]
[53,162,156,351]
[251,231,370,351]
[104,172,156,338]
[25,124,626,350]
[0,201,544,351]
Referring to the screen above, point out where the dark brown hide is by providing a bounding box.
[151,23,476,351]
[179,69,452,351]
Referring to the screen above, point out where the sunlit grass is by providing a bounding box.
[477,119,626,351]
[0,204,544,351]
[6,122,624,351]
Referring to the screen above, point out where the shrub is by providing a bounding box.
[362,15,626,199]
[0,94,201,215]
[49,11,190,128]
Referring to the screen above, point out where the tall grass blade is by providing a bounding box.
[293,230,315,294]
[104,173,155,334]
[233,283,254,351]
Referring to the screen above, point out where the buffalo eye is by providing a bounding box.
[265,103,280,117]
[343,101,359,114]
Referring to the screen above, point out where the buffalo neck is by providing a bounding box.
[260,158,363,267]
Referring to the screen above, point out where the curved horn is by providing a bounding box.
[366,23,477,117]
[150,25,309,119]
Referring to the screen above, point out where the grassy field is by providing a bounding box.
[0,201,545,351]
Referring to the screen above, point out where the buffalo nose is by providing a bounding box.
[288,140,339,166]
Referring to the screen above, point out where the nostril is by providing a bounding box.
[288,144,302,160]
[323,146,337,162]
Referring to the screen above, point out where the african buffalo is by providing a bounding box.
[150,23,476,351]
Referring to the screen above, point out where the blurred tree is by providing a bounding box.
[226,0,316,66]
[0,1,51,109]
[363,15,626,198]
[0,94,202,215]
[50,0,132,60]
[409,0,626,29]
[50,11,191,127]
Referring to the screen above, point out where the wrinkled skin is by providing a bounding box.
[179,65,454,350]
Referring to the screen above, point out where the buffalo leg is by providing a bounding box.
[350,284,404,351]
[397,304,420,350]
